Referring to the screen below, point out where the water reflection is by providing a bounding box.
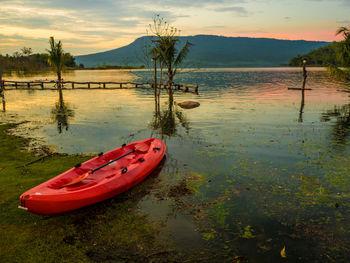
[321,104,350,146]
[3,69,350,262]
[0,90,5,112]
[298,64,307,122]
[51,97,74,133]
[298,89,305,123]
[150,93,190,137]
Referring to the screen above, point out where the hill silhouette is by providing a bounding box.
[75,35,329,68]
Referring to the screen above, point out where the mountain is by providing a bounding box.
[75,35,330,68]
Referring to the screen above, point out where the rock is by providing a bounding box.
[177,101,200,109]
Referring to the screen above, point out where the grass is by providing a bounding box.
[0,123,171,262]
[327,65,350,81]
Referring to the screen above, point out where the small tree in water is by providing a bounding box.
[47,37,66,101]
[148,15,192,98]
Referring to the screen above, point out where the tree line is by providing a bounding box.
[289,42,343,67]
[0,46,81,74]
[289,26,350,81]
[289,28,350,68]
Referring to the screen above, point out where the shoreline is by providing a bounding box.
[0,122,171,261]
[0,121,210,262]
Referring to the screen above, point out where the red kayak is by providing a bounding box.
[19,138,166,215]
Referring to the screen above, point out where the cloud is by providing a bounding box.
[307,0,350,7]
[214,6,249,16]
[0,0,344,54]
[336,20,350,24]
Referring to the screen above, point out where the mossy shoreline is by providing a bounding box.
[0,123,177,262]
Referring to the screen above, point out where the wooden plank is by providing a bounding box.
[288,88,312,90]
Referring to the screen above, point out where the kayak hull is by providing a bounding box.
[19,138,166,215]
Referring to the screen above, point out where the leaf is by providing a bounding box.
[280,246,287,258]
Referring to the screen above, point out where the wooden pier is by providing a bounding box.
[1,80,199,94]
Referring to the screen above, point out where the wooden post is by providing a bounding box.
[103,83,106,89]
[0,69,4,112]
[195,85,198,94]
[302,59,307,90]
[27,82,30,89]
[88,83,90,89]
[120,83,123,88]
[15,82,18,89]
[72,83,74,89]
[41,82,44,89]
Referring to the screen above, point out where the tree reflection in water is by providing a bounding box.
[298,88,305,123]
[150,92,190,138]
[51,97,74,133]
[0,91,5,112]
[321,104,350,146]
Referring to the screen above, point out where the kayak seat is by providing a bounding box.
[49,178,97,190]
[65,181,98,191]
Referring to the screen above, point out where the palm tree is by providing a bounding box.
[336,26,350,40]
[47,37,66,101]
[336,26,350,67]
[148,15,192,95]
[156,36,192,92]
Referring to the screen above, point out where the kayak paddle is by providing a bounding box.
[61,143,149,187]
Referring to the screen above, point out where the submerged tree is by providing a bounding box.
[148,15,192,102]
[47,37,66,101]
[146,16,192,138]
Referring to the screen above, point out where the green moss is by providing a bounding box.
[241,225,256,239]
[201,232,216,241]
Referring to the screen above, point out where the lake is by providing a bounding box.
[2,68,350,262]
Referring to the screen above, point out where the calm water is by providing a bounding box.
[2,68,350,262]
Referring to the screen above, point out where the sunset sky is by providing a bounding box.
[0,0,349,55]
